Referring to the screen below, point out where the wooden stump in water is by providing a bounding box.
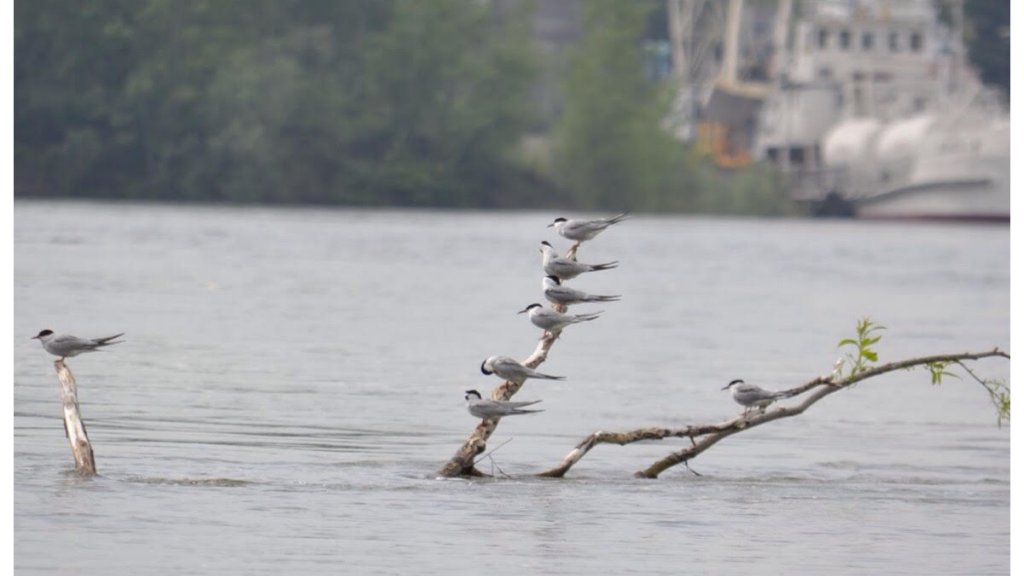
[54,359,97,476]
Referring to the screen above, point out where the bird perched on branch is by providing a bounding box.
[518,303,600,335]
[722,379,786,415]
[547,212,629,243]
[32,329,124,360]
[481,356,565,384]
[464,390,544,419]
[539,241,618,281]
[542,275,620,306]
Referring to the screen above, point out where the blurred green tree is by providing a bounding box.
[551,0,682,211]
[353,0,537,207]
[15,0,536,205]
[963,0,1009,98]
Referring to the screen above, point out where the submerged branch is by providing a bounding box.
[537,424,729,478]
[437,331,560,477]
[537,376,833,479]
[438,245,580,477]
[539,349,1009,479]
[54,359,97,476]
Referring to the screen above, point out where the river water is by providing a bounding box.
[13,201,1010,575]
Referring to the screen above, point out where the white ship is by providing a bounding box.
[667,0,1009,221]
[755,0,1009,221]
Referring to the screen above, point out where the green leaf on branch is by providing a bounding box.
[925,361,960,385]
[837,318,886,376]
[925,359,1010,427]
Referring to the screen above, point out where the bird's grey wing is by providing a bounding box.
[469,402,506,418]
[534,309,567,323]
[546,285,582,301]
[524,366,564,380]
[570,220,609,234]
[492,358,528,379]
[92,333,125,345]
[52,335,97,348]
[480,404,508,416]
[506,399,542,409]
[543,288,568,304]
[733,386,757,399]
[491,356,519,370]
[737,386,775,402]
[530,317,558,330]
[548,258,585,274]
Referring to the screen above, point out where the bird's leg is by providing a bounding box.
[566,242,581,260]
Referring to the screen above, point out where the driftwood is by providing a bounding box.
[54,359,97,476]
[538,349,1009,479]
[437,225,1009,480]
[438,244,581,477]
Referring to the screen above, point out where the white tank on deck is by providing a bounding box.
[876,115,935,158]
[822,118,883,196]
[874,114,936,187]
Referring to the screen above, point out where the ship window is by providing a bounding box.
[910,31,923,52]
[789,147,805,165]
[889,31,900,52]
[839,29,851,50]
[861,32,874,50]
[818,28,829,49]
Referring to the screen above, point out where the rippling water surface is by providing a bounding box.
[13,201,1009,575]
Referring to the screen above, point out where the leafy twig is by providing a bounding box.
[837,317,886,377]
[953,361,1011,427]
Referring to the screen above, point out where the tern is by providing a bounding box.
[518,303,600,334]
[539,241,618,281]
[722,379,785,414]
[547,212,629,243]
[32,329,124,360]
[465,389,543,419]
[542,275,620,306]
[481,355,565,383]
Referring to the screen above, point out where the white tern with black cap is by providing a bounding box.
[32,329,125,360]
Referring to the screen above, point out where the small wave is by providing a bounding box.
[123,476,253,488]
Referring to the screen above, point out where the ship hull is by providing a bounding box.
[853,178,1009,223]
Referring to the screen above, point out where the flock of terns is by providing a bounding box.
[29,212,788,422]
[465,213,629,419]
[464,212,791,421]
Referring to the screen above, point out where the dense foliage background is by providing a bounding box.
[962,0,1010,98]
[16,0,546,206]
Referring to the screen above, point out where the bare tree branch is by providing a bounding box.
[953,358,1011,426]
[437,331,559,477]
[54,359,97,476]
[437,244,581,477]
[538,349,1009,479]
